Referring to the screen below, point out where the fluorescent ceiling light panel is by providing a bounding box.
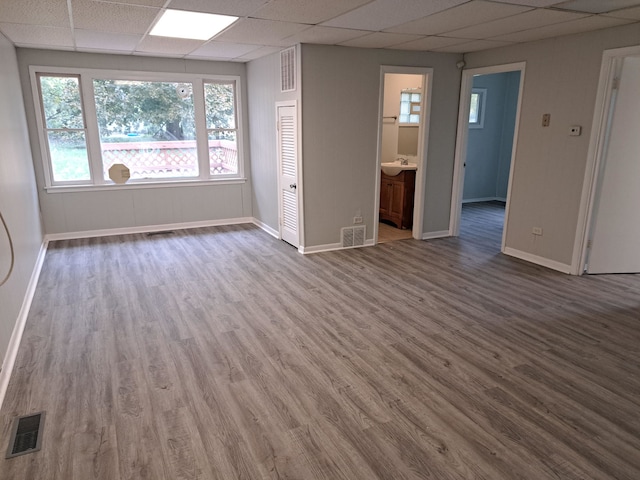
[150,9,238,40]
[554,0,640,13]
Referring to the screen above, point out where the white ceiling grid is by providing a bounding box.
[0,0,638,61]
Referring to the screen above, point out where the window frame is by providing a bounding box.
[30,66,246,190]
[398,89,422,126]
[469,88,487,129]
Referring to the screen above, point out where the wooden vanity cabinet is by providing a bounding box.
[379,170,416,229]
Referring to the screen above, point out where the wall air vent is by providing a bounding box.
[280,46,296,93]
[341,226,366,248]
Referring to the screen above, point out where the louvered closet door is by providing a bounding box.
[277,105,299,248]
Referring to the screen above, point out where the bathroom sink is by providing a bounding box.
[381,162,417,176]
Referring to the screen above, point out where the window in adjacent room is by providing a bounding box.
[469,88,486,128]
[399,89,421,125]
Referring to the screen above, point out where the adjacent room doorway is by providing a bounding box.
[450,62,525,251]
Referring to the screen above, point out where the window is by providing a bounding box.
[469,88,486,128]
[37,75,91,183]
[32,67,244,188]
[399,90,421,124]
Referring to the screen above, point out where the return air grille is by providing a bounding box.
[6,412,45,458]
[280,46,296,93]
[341,226,366,248]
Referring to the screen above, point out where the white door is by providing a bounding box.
[277,105,299,248]
[587,55,640,274]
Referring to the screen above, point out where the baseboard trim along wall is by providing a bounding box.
[45,217,255,241]
[422,230,450,240]
[299,239,375,255]
[0,242,48,411]
[503,247,572,274]
[252,218,279,239]
[462,197,507,204]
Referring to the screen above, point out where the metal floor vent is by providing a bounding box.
[147,230,175,237]
[6,412,45,459]
[341,226,366,248]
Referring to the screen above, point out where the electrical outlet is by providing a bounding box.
[542,114,550,127]
[532,227,543,236]
[353,216,363,224]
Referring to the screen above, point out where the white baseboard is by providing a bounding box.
[462,197,506,204]
[422,230,450,240]
[503,247,572,274]
[45,217,254,241]
[299,239,374,254]
[0,241,48,411]
[252,218,279,239]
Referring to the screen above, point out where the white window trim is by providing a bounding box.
[469,88,487,129]
[29,65,246,190]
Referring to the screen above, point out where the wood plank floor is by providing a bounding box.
[1,203,639,479]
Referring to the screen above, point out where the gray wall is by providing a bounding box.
[0,35,44,369]
[300,44,462,246]
[464,71,520,202]
[246,50,298,232]
[465,23,640,266]
[16,49,253,235]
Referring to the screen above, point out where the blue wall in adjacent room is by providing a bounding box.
[463,70,520,202]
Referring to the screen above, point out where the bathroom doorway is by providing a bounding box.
[375,67,432,244]
[450,62,525,252]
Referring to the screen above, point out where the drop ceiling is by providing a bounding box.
[0,0,639,62]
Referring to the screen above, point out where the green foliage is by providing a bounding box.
[40,76,84,129]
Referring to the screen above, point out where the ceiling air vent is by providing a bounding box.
[341,226,366,248]
[280,46,296,93]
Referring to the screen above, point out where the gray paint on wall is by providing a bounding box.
[16,49,253,234]
[300,44,462,246]
[464,23,640,265]
[463,71,520,202]
[246,50,298,232]
[0,35,44,367]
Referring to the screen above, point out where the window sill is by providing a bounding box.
[44,177,247,194]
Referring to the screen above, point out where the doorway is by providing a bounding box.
[577,45,640,274]
[374,66,433,244]
[450,63,525,251]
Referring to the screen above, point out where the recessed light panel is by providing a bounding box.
[150,9,238,40]
[554,0,640,14]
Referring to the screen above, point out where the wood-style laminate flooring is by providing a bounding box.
[1,202,640,479]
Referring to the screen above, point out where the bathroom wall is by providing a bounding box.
[463,71,520,202]
[381,73,422,164]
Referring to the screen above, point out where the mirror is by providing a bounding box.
[398,126,419,156]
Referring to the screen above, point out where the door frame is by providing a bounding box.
[275,100,304,249]
[573,44,640,275]
[374,66,433,242]
[449,62,526,251]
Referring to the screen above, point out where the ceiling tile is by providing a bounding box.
[322,0,468,31]
[389,36,470,51]
[339,32,425,49]
[71,0,160,34]
[445,8,588,39]
[0,22,73,47]
[187,41,261,58]
[0,0,70,28]
[74,29,141,51]
[250,0,372,24]
[489,0,564,5]
[280,26,369,45]
[491,15,635,42]
[213,18,309,45]
[386,1,533,35]
[135,35,204,55]
[166,0,269,16]
[237,45,281,60]
[553,0,640,14]
[435,39,514,52]
[90,0,166,6]
[603,5,640,19]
